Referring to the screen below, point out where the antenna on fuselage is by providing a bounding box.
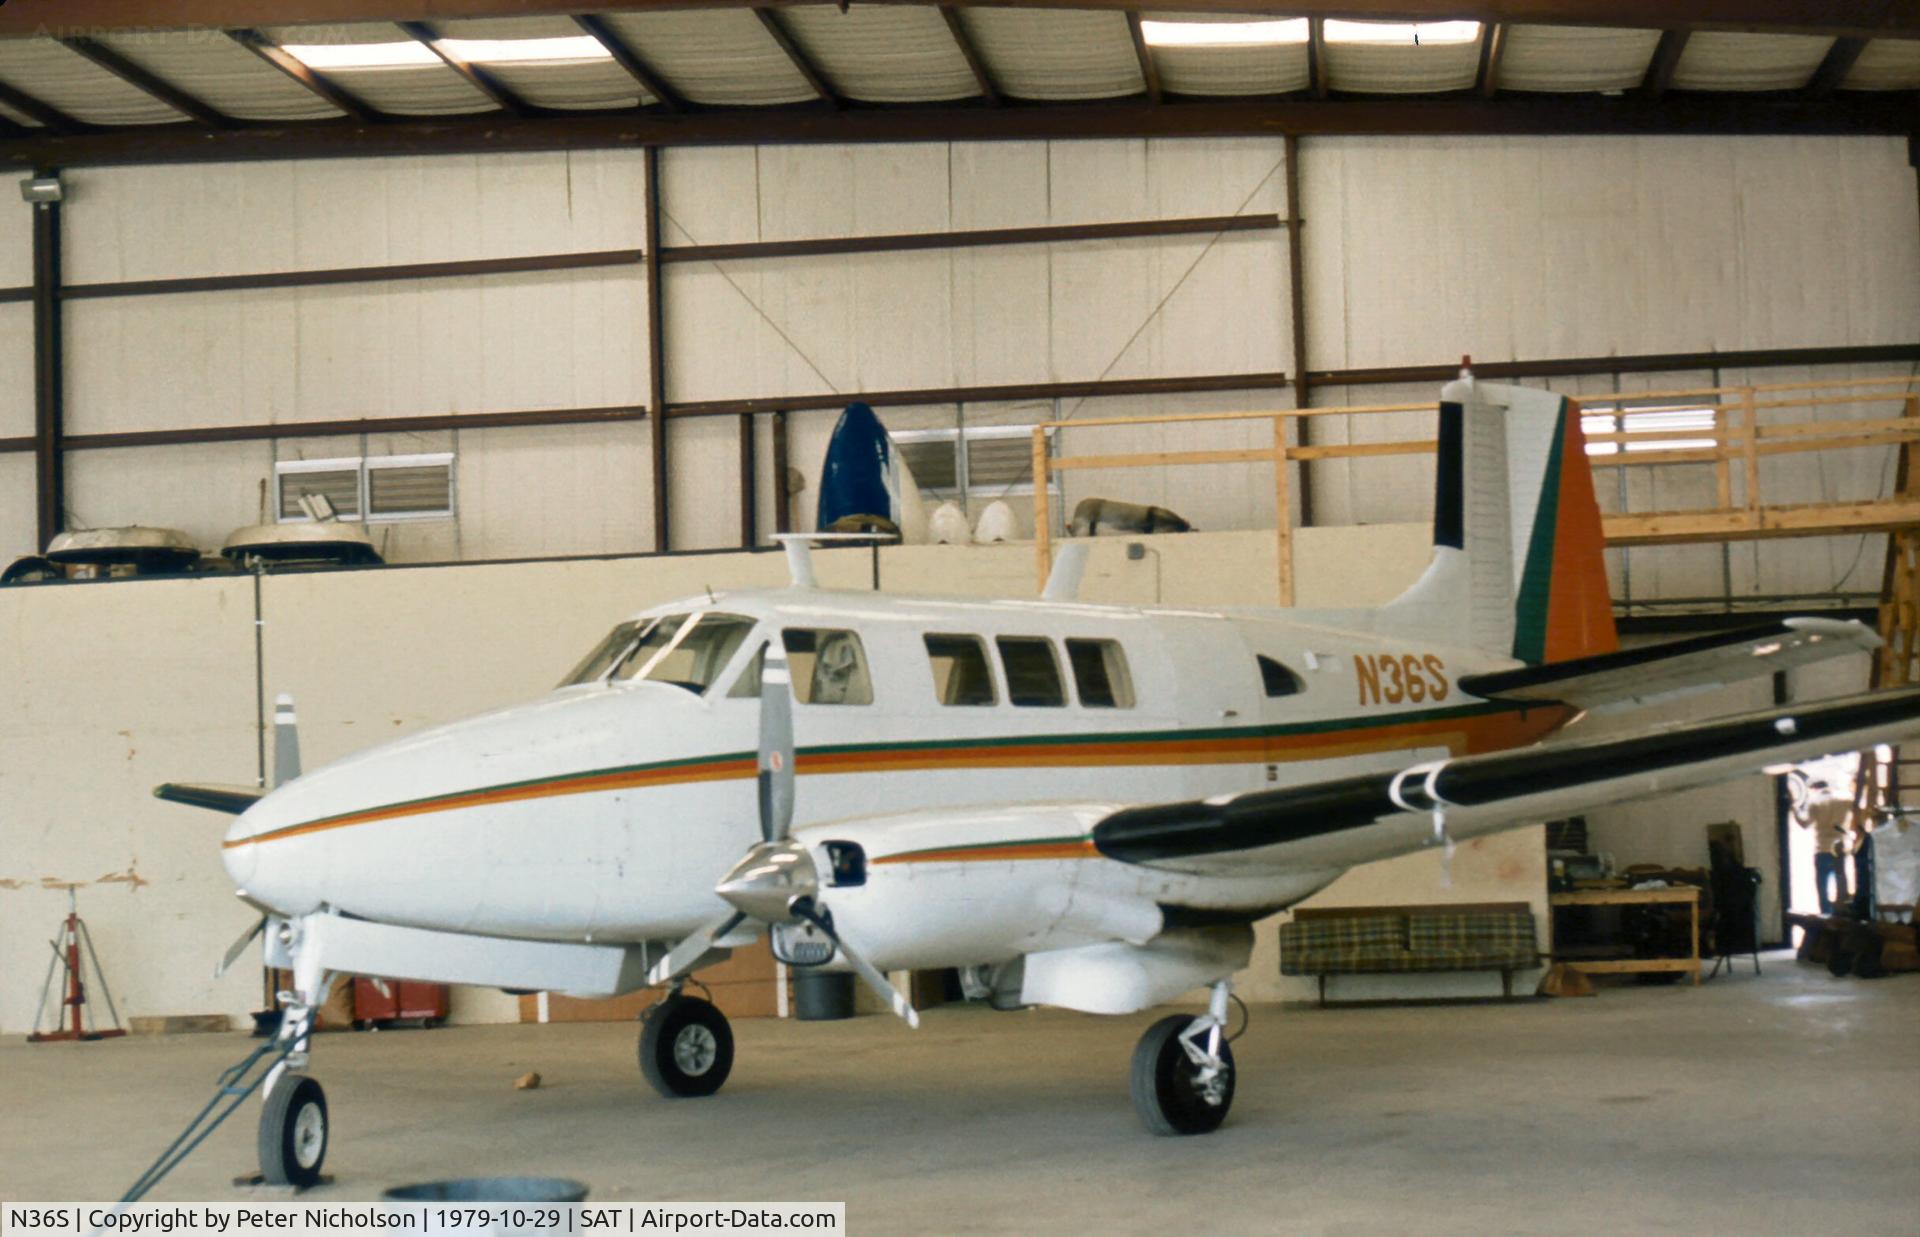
[769,532,897,590]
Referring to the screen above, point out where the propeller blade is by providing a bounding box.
[794,903,918,1029]
[272,694,301,788]
[758,642,795,842]
[646,912,747,988]
[215,916,267,979]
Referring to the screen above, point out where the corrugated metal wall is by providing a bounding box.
[1,133,1915,606]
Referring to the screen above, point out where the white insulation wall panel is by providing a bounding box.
[65,268,645,434]
[1302,135,1920,372]
[663,139,1287,406]
[0,303,33,440]
[63,151,647,283]
[0,455,34,563]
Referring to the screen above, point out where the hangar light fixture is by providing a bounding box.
[1139,19,1309,48]
[1323,20,1483,45]
[439,36,613,65]
[281,41,441,70]
[284,36,611,71]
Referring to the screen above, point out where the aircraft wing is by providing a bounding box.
[1091,685,1920,878]
[1457,617,1878,714]
[154,782,264,815]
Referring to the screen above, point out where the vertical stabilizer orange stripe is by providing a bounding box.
[1544,399,1619,661]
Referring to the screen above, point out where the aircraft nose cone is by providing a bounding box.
[715,841,818,922]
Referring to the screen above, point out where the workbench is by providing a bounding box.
[1549,887,1702,985]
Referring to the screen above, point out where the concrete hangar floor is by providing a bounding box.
[4,959,1913,1233]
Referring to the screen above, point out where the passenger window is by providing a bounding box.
[1066,638,1135,708]
[729,629,873,706]
[1258,654,1305,698]
[925,634,997,706]
[996,637,1065,707]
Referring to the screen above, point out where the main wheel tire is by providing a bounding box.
[1130,1014,1235,1137]
[259,1074,329,1187]
[639,995,734,1098]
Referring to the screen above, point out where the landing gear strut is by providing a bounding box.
[1129,979,1237,1136]
[639,989,734,1098]
[259,919,332,1187]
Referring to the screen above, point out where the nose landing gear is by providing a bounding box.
[1129,978,1239,1136]
[638,987,735,1098]
[258,918,334,1187]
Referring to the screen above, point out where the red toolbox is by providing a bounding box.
[351,977,448,1028]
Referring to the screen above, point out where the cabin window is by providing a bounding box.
[925,634,997,706]
[1258,654,1306,698]
[996,637,1066,707]
[1066,638,1135,708]
[729,628,873,705]
[558,620,645,687]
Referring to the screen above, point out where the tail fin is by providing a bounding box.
[815,402,927,542]
[1380,379,1617,665]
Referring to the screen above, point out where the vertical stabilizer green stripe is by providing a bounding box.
[1512,403,1568,665]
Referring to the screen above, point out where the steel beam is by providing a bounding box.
[663,213,1279,263]
[1308,342,1920,388]
[645,146,670,553]
[753,7,840,108]
[399,20,533,117]
[59,37,231,127]
[228,28,380,123]
[573,14,685,111]
[939,5,1001,105]
[56,405,649,452]
[62,248,644,300]
[1283,134,1313,527]
[1806,36,1869,96]
[1478,23,1507,97]
[771,411,791,535]
[31,191,63,549]
[0,78,80,133]
[1641,29,1692,97]
[1126,12,1162,104]
[739,413,757,548]
[1308,18,1329,99]
[5,93,1914,169]
[6,4,1918,41]
[668,371,1292,419]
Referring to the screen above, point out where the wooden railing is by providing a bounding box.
[1031,376,1920,605]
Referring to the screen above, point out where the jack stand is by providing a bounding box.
[28,888,126,1043]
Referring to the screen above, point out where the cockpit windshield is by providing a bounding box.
[560,612,760,693]
[558,620,645,687]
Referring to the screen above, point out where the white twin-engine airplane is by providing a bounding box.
[157,378,1920,1187]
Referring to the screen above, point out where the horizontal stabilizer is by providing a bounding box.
[154,782,264,815]
[1458,617,1879,713]
[1093,684,1920,876]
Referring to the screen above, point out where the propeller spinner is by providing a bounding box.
[647,640,918,1027]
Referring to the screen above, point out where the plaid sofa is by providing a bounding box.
[1279,903,1539,1004]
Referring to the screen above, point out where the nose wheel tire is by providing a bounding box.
[639,995,734,1098]
[1130,1014,1235,1136]
[259,1074,329,1187]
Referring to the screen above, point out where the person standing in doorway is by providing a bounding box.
[1794,779,1858,915]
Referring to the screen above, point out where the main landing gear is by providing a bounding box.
[1129,979,1238,1136]
[639,988,735,1098]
